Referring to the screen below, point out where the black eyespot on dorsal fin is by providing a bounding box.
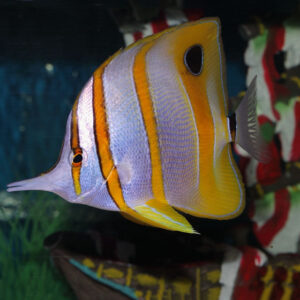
[184,45,203,76]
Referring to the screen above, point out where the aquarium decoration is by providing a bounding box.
[235,15,300,255]
[45,229,300,300]
[117,7,204,47]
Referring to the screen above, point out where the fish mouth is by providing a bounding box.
[6,181,24,192]
[7,179,37,192]
[6,174,53,193]
[6,173,103,204]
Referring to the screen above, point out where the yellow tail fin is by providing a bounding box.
[122,199,197,234]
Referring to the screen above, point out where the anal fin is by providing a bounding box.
[122,199,197,234]
[121,211,149,227]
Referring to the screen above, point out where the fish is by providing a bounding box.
[7,17,269,234]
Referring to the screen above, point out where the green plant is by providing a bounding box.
[0,191,74,300]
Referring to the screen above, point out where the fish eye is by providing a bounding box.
[184,45,203,75]
[69,148,87,167]
[73,153,83,164]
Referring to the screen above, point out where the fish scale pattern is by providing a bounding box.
[146,40,199,208]
[103,45,153,208]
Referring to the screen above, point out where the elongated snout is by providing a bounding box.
[7,172,56,193]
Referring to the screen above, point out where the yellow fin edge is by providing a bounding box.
[122,199,197,234]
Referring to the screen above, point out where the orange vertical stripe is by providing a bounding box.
[90,40,195,232]
[92,50,128,210]
[71,96,82,195]
[71,97,80,150]
[133,43,167,204]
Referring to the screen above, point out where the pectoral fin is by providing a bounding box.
[122,199,197,234]
[235,76,270,163]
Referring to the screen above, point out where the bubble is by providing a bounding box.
[45,63,54,73]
